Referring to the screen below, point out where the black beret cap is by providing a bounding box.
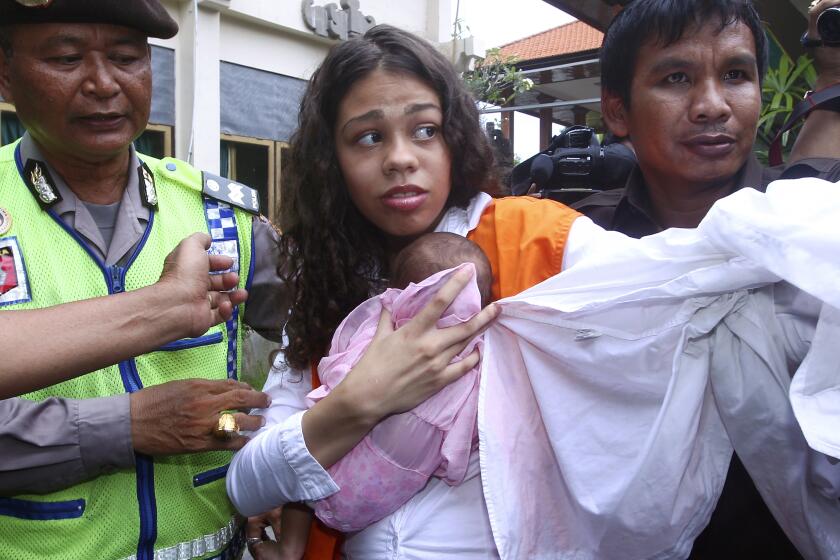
[0,0,179,39]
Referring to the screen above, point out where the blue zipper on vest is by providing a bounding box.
[192,464,230,488]
[110,265,124,293]
[134,452,158,560]
[111,216,158,560]
[0,497,85,521]
[158,331,224,352]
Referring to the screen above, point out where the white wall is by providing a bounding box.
[219,16,328,80]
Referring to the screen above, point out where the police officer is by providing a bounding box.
[0,1,288,559]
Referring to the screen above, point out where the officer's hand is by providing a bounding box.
[129,379,270,455]
[157,233,248,339]
[807,0,840,86]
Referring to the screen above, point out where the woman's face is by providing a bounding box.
[334,69,452,244]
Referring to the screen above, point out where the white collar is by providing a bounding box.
[434,192,493,237]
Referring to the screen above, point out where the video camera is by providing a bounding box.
[511,125,637,204]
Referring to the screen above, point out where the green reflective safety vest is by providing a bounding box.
[0,140,253,560]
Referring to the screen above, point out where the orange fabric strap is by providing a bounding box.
[467,197,579,299]
[303,521,342,560]
[303,197,579,558]
[304,362,344,560]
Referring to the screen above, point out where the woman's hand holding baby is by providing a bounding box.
[301,267,499,469]
[348,267,497,416]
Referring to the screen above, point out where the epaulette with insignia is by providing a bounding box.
[23,159,62,209]
[138,161,158,209]
[201,171,260,215]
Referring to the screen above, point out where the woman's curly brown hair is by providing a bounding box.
[278,24,500,370]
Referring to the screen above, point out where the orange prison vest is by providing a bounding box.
[304,197,580,559]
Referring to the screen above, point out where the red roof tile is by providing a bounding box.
[498,20,602,62]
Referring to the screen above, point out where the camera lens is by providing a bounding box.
[818,7,840,45]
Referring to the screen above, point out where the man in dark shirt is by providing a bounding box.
[575,0,840,237]
[570,0,840,558]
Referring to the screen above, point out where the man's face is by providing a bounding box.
[0,23,151,164]
[603,21,761,193]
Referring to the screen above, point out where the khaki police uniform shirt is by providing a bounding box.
[0,133,288,495]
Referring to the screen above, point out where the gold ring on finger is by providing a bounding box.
[214,412,239,439]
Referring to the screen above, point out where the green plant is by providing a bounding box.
[462,47,534,105]
[450,6,533,106]
[755,52,816,164]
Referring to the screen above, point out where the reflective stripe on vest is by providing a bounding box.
[120,518,244,560]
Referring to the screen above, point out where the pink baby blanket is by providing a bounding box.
[306,264,483,531]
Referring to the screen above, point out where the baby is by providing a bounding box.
[390,231,492,307]
[309,232,492,532]
[275,232,493,553]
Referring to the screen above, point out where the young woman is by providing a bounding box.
[227,24,585,558]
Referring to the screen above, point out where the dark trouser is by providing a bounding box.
[689,455,803,559]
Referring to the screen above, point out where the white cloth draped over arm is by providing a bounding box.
[479,235,766,560]
[480,178,840,560]
[706,285,840,559]
[698,179,840,466]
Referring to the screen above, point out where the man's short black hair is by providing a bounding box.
[600,0,768,106]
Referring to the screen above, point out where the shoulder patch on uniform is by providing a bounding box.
[202,172,260,215]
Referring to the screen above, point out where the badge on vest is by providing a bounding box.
[208,239,240,274]
[204,199,241,275]
[0,237,31,306]
[202,172,260,215]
